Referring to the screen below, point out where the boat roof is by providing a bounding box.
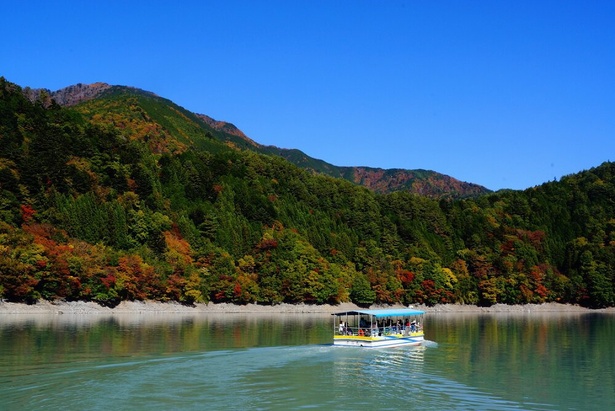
[331,308,424,318]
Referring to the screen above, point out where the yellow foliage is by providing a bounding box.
[409,256,426,266]
[442,267,458,289]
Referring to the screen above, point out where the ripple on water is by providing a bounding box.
[2,344,559,410]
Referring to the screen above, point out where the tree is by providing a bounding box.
[350,274,376,306]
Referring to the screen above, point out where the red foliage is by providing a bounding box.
[20,204,36,223]
[529,265,544,282]
[416,279,450,305]
[516,229,546,249]
[421,279,436,295]
[500,239,515,254]
[257,238,278,251]
[100,273,116,289]
[396,269,415,286]
[233,282,242,298]
[535,284,548,298]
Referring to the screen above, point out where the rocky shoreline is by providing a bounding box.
[1,300,614,315]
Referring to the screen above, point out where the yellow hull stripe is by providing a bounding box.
[334,332,424,341]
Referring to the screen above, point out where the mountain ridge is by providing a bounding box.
[23,82,491,198]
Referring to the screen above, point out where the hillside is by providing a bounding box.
[1,77,614,308]
[25,82,490,198]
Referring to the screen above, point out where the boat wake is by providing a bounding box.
[423,339,439,348]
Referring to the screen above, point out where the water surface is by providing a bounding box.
[1,311,613,410]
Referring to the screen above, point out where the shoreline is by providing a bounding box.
[1,300,614,315]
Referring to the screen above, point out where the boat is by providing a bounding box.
[332,308,425,348]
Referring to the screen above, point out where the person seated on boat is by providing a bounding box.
[410,320,417,332]
[339,321,345,334]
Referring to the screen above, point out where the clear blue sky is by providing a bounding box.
[3,1,614,190]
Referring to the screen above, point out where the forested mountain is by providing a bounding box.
[24,82,490,198]
[1,77,613,308]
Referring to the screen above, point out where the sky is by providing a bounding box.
[2,1,614,190]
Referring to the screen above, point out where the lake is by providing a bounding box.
[1,311,613,410]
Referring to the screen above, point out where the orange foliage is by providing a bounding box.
[163,230,193,267]
[116,255,160,300]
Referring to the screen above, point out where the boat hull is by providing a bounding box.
[333,334,424,348]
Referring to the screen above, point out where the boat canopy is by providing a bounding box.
[331,308,424,318]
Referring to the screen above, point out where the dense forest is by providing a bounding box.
[1,77,613,308]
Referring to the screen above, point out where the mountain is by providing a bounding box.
[24,82,490,199]
[3,76,613,309]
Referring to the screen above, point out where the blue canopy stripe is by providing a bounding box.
[332,309,424,318]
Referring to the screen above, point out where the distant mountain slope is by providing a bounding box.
[195,114,257,145]
[344,167,489,197]
[25,82,491,198]
[196,112,489,198]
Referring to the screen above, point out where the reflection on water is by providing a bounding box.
[427,312,615,411]
[1,311,614,410]
[0,313,332,368]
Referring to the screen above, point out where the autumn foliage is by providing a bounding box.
[1,77,614,308]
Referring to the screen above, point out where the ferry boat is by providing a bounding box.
[332,308,425,348]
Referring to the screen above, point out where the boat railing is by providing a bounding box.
[336,327,378,337]
[336,324,422,337]
[381,325,422,335]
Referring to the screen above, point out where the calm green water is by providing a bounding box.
[1,311,613,410]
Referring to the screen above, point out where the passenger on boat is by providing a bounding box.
[339,321,345,334]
